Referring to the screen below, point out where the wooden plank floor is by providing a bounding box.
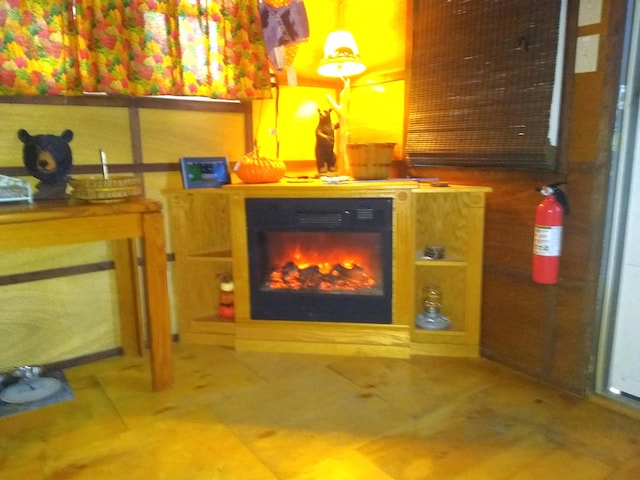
[2,343,640,479]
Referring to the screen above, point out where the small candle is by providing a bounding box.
[99,149,109,180]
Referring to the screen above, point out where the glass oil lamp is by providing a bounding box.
[416,284,450,330]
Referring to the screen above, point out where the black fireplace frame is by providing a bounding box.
[245,197,393,324]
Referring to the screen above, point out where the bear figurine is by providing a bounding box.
[18,129,74,200]
[314,108,339,175]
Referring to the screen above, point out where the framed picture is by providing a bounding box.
[180,157,230,189]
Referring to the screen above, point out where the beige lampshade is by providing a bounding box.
[317,30,366,78]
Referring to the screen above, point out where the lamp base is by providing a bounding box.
[416,310,451,331]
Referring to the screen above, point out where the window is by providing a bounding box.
[406,0,568,171]
[0,0,271,100]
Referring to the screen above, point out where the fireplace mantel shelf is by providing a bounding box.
[165,182,490,358]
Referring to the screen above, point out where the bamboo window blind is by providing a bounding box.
[406,0,563,171]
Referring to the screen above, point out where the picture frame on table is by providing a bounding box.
[180,157,230,189]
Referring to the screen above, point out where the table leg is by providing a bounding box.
[142,211,174,390]
[113,238,143,356]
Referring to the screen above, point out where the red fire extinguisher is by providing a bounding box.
[532,183,569,284]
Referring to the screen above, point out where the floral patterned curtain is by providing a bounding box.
[0,0,272,99]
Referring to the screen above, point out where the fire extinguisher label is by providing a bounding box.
[534,225,563,256]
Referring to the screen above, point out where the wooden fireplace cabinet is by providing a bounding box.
[165,181,490,358]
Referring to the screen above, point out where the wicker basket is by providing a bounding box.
[69,175,142,202]
[347,143,396,180]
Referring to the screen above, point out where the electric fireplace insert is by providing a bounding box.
[246,197,393,324]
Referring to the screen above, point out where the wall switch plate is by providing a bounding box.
[578,0,602,27]
[575,34,600,73]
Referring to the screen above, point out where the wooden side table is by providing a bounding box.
[0,197,173,390]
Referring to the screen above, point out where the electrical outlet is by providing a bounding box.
[575,34,599,74]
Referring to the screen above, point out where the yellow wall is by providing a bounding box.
[250,80,406,170]
[252,84,338,162]
[0,104,134,170]
[350,80,405,158]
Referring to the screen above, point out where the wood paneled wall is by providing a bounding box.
[398,0,625,394]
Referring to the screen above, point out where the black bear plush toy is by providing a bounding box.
[18,129,74,200]
[315,109,339,175]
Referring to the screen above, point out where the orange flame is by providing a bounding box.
[265,232,381,291]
